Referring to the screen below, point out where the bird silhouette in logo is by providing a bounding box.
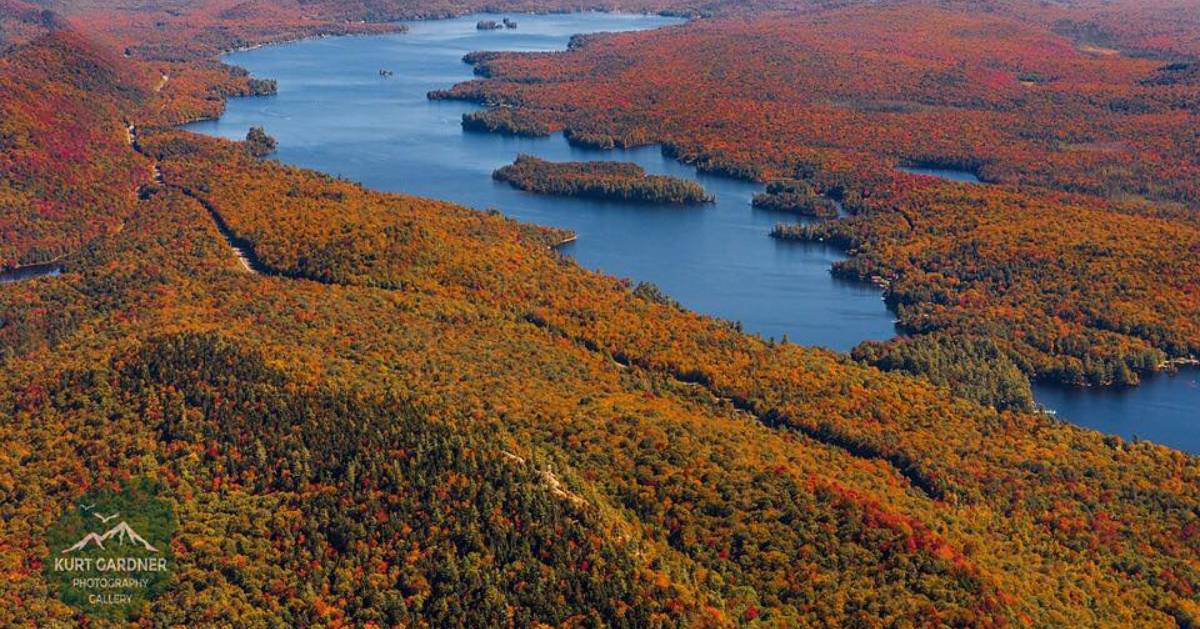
[94,512,120,524]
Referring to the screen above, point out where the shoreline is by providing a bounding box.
[217,10,686,58]
[1160,357,1200,370]
[550,234,578,249]
[1,256,63,272]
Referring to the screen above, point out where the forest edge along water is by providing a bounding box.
[184,13,1200,452]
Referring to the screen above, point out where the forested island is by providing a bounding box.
[476,18,516,30]
[493,154,713,204]
[751,179,840,218]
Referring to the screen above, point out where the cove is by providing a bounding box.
[186,12,1200,452]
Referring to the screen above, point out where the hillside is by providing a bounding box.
[1,2,1200,626]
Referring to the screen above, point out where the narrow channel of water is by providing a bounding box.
[0,263,61,283]
[897,166,982,183]
[185,12,1200,451]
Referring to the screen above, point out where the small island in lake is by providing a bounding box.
[244,126,277,157]
[752,179,839,218]
[493,155,713,205]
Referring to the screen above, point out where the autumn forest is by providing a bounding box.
[3,0,1200,626]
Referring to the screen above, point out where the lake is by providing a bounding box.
[1033,370,1200,451]
[0,263,61,283]
[186,12,1199,452]
[186,12,897,351]
[897,166,982,183]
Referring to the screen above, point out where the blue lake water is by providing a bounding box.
[0,263,61,283]
[897,166,982,183]
[186,12,1199,452]
[1033,370,1200,451]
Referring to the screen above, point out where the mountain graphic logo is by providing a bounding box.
[61,519,159,554]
